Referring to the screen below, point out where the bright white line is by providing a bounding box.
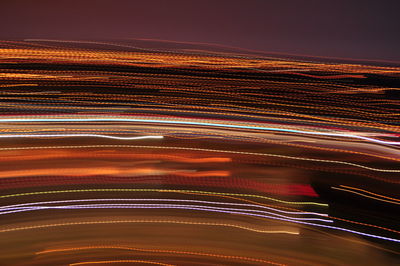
[0,117,398,146]
[0,134,163,140]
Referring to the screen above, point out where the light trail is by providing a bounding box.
[36,244,285,265]
[0,198,328,216]
[0,203,333,223]
[0,188,329,207]
[70,260,176,266]
[0,116,399,145]
[3,218,300,235]
[0,134,163,140]
[1,40,399,264]
[332,187,400,205]
[3,190,396,236]
[340,185,400,202]
[0,144,397,173]
[0,214,398,243]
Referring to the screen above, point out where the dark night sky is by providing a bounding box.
[0,0,399,61]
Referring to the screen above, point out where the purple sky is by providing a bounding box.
[0,0,399,61]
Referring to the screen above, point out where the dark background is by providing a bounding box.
[0,0,399,61]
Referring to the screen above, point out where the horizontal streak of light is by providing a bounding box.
[0,204,333,223]
[0,134,163,140]
[0,208,397,243]
[0,188,328,207]
[0,198,327,216]
[0,117,398,145]
[35,243,284,265]
[7,219,300,235]
[3,187,396,235]
[70,260,174,266]
[0,144,397,173]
